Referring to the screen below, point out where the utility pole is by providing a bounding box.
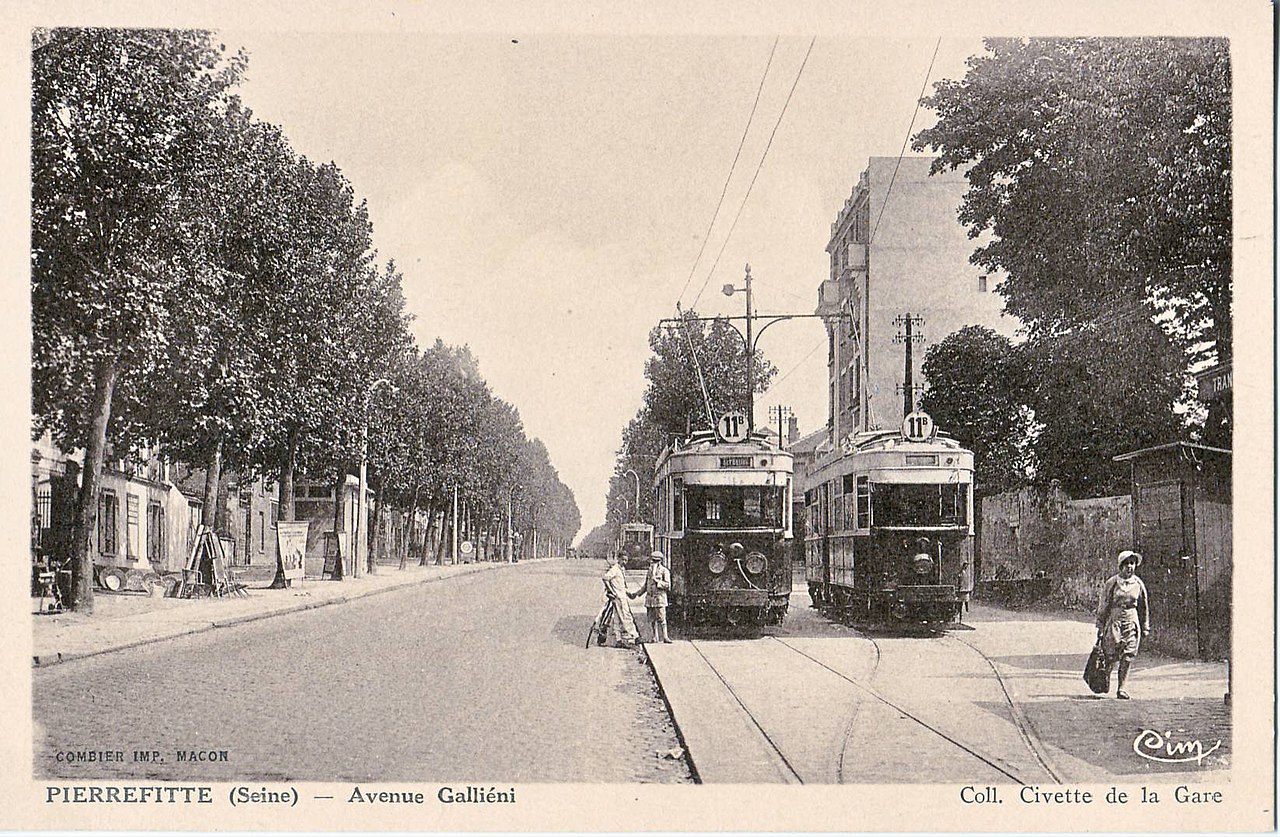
[723,263,756,432]
[893,312,926,417]
[771,405,791,447]
[451,484,459,565]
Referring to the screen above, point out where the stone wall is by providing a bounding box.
[978,485,1132,612]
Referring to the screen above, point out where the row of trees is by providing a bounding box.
[914,37,1231,497]
[32,28,578,612]
[602,310,774,536]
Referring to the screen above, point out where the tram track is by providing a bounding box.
[675,631,1061,785]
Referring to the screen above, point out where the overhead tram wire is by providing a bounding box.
[688,36,818,312]
[674,38,780,311]
[869,37,941,246]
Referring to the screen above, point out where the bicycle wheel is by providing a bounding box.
[584,617,599,649]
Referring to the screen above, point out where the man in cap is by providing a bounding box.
[630,550,672,643]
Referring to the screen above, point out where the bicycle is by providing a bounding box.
[585,582,624,649]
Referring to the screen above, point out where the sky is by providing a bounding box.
[221,30,986,537]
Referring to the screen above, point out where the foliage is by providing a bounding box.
[912,38,1228,495]
[30,28,581,607]
[642,309,776,437]
[920,327,1032,495]
[913,37,1231,362]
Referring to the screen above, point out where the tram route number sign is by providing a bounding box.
[717,410,749,443]
[902,409,935,442]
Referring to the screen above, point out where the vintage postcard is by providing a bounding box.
[1,0,1273,833]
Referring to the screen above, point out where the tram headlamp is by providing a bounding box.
[912,553,934,576]
[708,550,727,574]
[745,551,766,574]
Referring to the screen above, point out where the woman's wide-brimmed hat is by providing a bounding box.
[1117,550,1143,567]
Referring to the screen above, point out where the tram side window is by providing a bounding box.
[856,476,870,529]
[673,479,684,531]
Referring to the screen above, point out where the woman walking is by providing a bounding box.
[1096,550,1151,699]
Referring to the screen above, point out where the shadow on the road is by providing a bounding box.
[551,613,600,648]
[991,653,1089,672]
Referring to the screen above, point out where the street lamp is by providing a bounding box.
[355,377,397,578]
[623,469,641,521]
[722,263,757,432]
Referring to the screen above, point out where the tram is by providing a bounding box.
[617,522,654,569]
[653,425,794,627]
[803,409,973,626]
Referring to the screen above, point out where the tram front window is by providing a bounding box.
[686,486,783,529]
[871,483,968,527]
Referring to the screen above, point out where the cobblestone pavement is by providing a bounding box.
[33,560,692,784]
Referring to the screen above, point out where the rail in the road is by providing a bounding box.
[645,632,1063,785]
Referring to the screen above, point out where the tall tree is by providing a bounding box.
[642,309,777,437]
[32,28,246,611]
[913,37,1231,361]
[920,327,1033,495]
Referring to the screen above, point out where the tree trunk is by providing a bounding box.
[433,504,449,566]
[68,354,119,614]
[421,499,439,566]
[400,483,420,571]
[201,433,223,530]
[368,476,386,575]
[269,427,300,589]
[331,470,345,580]
[279,426,298,522]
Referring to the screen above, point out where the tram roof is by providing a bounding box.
[654,431,793,479]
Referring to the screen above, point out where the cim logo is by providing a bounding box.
[1133,729,1223,766]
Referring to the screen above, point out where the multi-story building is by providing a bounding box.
[816,156,1015,447]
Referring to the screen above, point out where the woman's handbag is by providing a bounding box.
[1083,639,1110,694]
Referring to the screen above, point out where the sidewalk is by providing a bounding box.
[962,602,1231,781]
[31,559,538,667]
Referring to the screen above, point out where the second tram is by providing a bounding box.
[617,522,655,569]
[653,429,794,627]
[803,410,974,626]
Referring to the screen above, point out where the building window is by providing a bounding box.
[34,481,52,548]
[270,500,279,527]
[98,490,119,556]
[259,511,266,552]
[147,502,166,565]
[126,494,141,560]
[978,275,988,292]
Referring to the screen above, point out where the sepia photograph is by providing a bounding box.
[4,1,1273,832]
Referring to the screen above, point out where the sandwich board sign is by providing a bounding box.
[277,521,310,581]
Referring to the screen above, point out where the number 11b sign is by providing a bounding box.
[902,410,935,442]
[717,410,749,443]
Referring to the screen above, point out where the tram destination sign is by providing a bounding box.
[719,455,754,468]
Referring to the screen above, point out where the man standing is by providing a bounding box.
[956,559,974,624]
[631,550,672,643]
[601,552,639,647]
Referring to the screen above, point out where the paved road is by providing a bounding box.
[34,560,692,783]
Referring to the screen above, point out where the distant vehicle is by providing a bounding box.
[802,409,974,627]
[617,522,654,570]
[653,428,794,628]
